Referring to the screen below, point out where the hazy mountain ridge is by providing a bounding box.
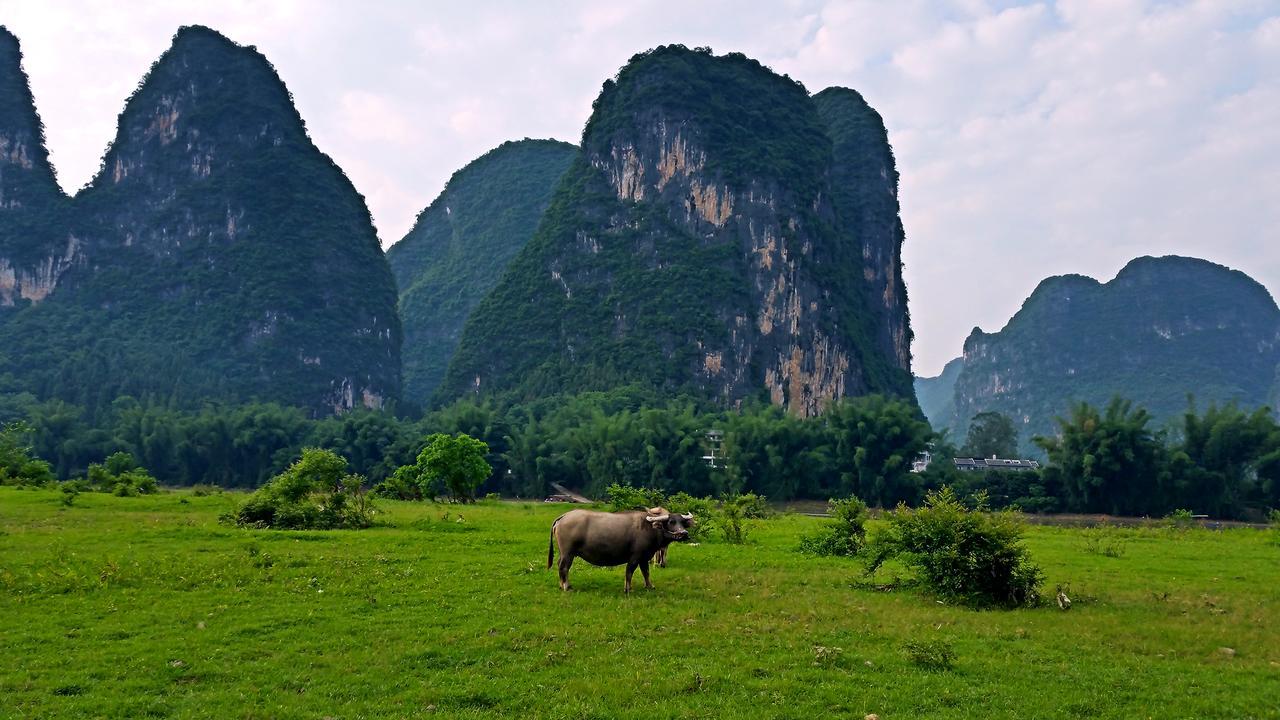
[930,255,1280,446]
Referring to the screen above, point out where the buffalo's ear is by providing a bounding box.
[650,521,665,531]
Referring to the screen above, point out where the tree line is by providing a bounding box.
[934,398,1280,520]
[3,387,1278,519]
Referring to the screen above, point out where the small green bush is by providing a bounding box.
[666,491,716,541]
[1165,508,1196,530]
[85,452,158,496]
[718,494,758,544]
[605,483,666,512]
[904,638,956,671]
[799,496,868,557]
[0,421,56,488]
[373,469,425,500]
[226,448,373,530]
[866,487,1043,607]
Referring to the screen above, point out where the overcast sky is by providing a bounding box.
[3,0,1277,375]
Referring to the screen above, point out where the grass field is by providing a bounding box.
[1,487,1278,719]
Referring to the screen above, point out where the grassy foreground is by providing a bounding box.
[1,488,1277,719]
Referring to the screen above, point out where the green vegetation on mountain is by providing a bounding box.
[387,139,576,406]
[0,27,68,272]
[441,46,913,413]
[937,256,1280,446]
[914,357,962,430]
[814,87,911,372]
[0,26,400,417]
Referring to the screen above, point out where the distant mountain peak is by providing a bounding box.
[937,255,1279,448]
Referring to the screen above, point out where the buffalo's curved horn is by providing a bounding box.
[681,513,694,520]
[645,513,670,523]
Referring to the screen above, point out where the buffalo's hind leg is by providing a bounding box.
[624,561,638,594]
[558,554,575,591]
[640,560,654,590]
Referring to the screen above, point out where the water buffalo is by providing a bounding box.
[547,508,693,592]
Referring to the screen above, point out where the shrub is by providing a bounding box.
[718,494,756,544]
[904,638,956,671]
[666,491,717,541]
[225,448,373,529]
[606,483,667,512]
[734,492,772,519]
[0,421,56,488]
[85,452,158,496]
[373,469,425,500]
[799,496,868,557]
[866,487,1043,607]
[1165,508,1196,530]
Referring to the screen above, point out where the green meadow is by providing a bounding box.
[1,488,1277,719]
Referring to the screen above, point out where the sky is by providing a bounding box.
[2,0,1277,376]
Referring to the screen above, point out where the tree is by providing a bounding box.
[1169,401,1280,518]
[826,395,931,506]
[402,433,492,503]
[1034,398,1169,516]
[961,411,1018,459]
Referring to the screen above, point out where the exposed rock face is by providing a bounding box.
[0,26,400,415]
[387,139,577,406]
[941,256,1280,447]
[440,46,913,413]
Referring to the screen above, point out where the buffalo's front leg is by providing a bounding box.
[640,561,654,589]
[558,555,574,591]
[625,561,638,593]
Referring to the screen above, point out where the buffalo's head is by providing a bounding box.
[645,508,694,541]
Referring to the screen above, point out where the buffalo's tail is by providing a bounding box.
[547,517,560,569]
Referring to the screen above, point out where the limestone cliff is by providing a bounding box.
[440,46,913,413]
[0,26,400,415]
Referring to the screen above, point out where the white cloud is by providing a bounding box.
[3,0,1277,377]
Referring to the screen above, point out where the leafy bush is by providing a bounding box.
[665,491,717,541]
[0,421,55,488]
[1165,508,1196,530]
[718,494,760,544]
[226,448,373,529]
[866,487,1043,607]
[606,483,667,512]
[799,496,868,557]
[733,492,772,519]
[373,469,425,501]
[85,452,158,496]
[903,638,956,671]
